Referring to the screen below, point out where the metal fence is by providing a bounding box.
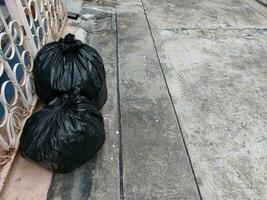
[0,0,67,190]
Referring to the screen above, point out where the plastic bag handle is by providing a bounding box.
[59,33,83,53]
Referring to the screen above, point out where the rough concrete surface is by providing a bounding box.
[142,0,267,29]
[145,0,267,199]
[152,29,267,200]
[256,0,267,6]
[7,0,266,199]
[65,0,84,15]
[117,2,200,200]
[2,154,52,200]
[47,0,267,199]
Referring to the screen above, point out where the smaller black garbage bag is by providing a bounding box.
[33,33,107,109]
[20,89,105,173]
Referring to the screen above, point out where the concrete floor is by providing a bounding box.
[3,0,267,199]
[48,0,267,199]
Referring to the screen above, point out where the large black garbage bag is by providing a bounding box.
[20,89,105,173]
[33,33,107,109]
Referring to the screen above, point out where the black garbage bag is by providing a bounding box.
[20,89,105,173]
[33,33,107,109]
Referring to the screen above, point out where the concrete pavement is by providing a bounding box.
[48,0,267,199]
[117,2,200,199]
[143,0,267,199]
[11,0,265,199]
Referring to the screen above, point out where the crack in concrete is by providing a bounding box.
[151,27,267,32]
[115,11,125,200]
[140,0,204,199]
